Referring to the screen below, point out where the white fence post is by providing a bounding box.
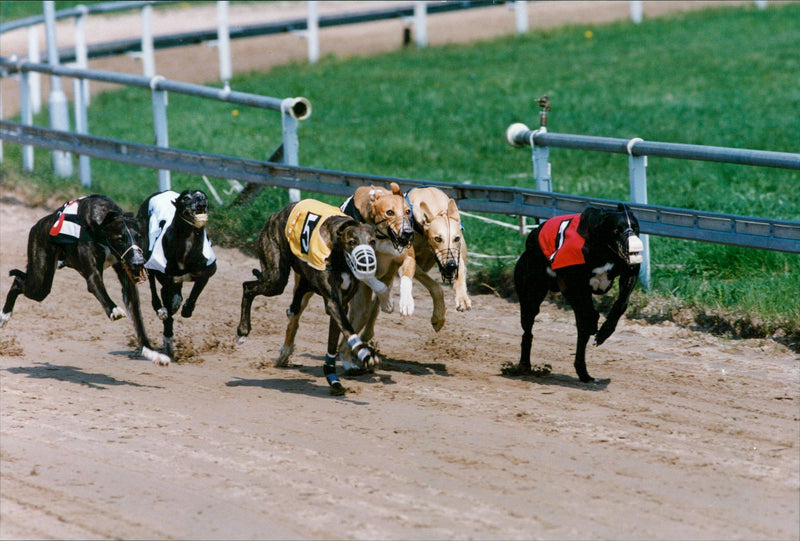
[217,1,232,87]
[151,76,170,191]
[19,70,34,171]
[307,1,320,64]
[627,138,651,289]
[414,2,427,48]
[73,78,91,186]
[630,0,643,24]
[514,1,528,34]
[141,4,155,77]
[74,4,90,106]
[44,1,73,177]
[282,98,301,202]
[27,26,42,114]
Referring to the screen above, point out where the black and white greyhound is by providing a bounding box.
[137,189,217,360]
[513,204,644,383]
[1,195,171,365]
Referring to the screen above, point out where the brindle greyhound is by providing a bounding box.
[137,189,217,360]
[236,199,382,395]
[513,204,643,383]
[1,195,170,366]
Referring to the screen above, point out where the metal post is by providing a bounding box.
[74,4,90,105]
[44,1,73,177]
[514,1,528,34]
[141,4,155,77]
[281,98,301,203]
[532,96,552,192]
[217,1,232,87]
[307,1,320,64]
[20,70,34,171]
[414,1,427,48]
[630,0,643,24]
[73,78,91,186]
[627,137,651,289]
[151,76,170,191]
[27,26,42,114]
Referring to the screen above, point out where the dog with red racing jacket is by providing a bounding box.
[512,203,644,383]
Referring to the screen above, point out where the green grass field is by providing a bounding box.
[2,2,798,342]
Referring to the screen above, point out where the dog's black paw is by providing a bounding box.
[181,300,195,318]
[329,382,346,396]
[501,362,552,377]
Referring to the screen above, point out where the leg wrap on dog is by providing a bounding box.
[323,353,340,385]
[347,334,371,365]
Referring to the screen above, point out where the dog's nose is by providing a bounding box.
[444,260,459,273]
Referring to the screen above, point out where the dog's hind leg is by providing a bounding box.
[1,270,27,327]
[276,274,313,367]
[512,248,549,375]
[236,252,290,343]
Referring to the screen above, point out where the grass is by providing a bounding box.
[2,2,798,343]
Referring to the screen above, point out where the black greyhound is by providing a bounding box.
[1,195,170,365]
[513,204,643,383]
[137,189,217,360]
[236,199,381,395]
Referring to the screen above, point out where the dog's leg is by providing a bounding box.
[277,274,313,367]
[181,262,217,318]
[2,223,59,326]
[595,272,637,346]
[113,265,170,366]
[1,270,27,327]
[453,240,472,312]
[148,272,166,319]
[324,317,346,396]
[325,293,375,377]
[397,253,416,317]
[414,267,446,331]
[513,249,549,375]
[559,268,601,383]
[236,249,290,343]
[76,244,127,320]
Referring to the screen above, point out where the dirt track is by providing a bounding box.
[1,2,799,540]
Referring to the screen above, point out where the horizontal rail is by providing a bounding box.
[0,58,311,119]
[2,1,502,63]
[2,120,798,253]
[0,1,172,34]
[506,123,800,169]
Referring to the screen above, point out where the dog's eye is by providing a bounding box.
[454,236,460,243]
[434,236,443,243]
[386,210,395,216]
[405,209,411,216]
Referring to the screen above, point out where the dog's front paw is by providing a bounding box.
[180,300,195,318]
[0,311,11,328]
[399,276,414,316]
[109,307,127,320]
[275,344,294,367]
[377,289,394,313]
[455,294,472,312]
[157,307,169,321]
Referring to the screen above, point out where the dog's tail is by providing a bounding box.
[9,269,26,279]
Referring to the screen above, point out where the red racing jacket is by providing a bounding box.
[538,214,586,269]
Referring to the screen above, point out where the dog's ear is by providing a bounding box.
[390,182,402,196]
[577,206,604,241]
[447,198,461,222]
[417,200,435,226]
[329,217,360,247]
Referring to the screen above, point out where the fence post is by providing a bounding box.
[73,78,91,187]
[27,26,42,114]
[414,2,428,48]
[74,4,90,106]
[19,69,34,171]
[44,1,73,177]
[627,137,651,289]
[217,1,232,87]
[532,96,552,192]
[151,76,170,191]
[307,0,320,64]
[514,1,528,34]
[141,4,156,77]
[282,98,301,202]
[630,0,643,24]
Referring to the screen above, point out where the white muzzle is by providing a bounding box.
[345,244,377,281]
[627,235,644,265]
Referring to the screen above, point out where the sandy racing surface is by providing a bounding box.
[1,196,798,540]
[1,2,799,540]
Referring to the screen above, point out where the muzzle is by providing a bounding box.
[383,220,414,252]
[435,247,461,284]
[626,233,644,265]
[192,213,209,228]
[345,244,377,281]
[120,244,148,284]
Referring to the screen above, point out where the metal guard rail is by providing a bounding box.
[2,120,798,253]
[1,1,501,65]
